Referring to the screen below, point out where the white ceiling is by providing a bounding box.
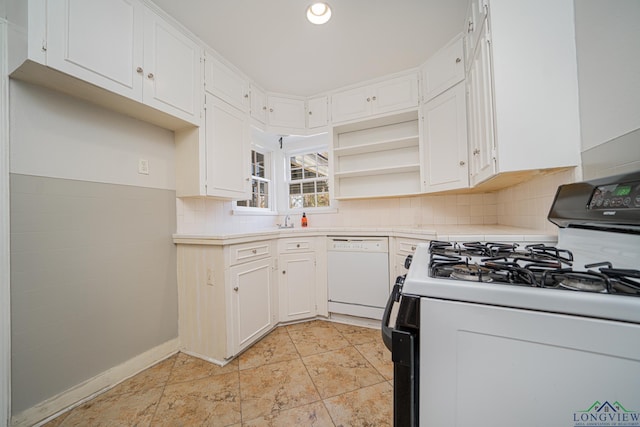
[151,0,470,97]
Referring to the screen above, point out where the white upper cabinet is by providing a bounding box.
[465,0,581,186]
[250,84,267,124]
[205,53,250,112]
[421,35,465,102]
[47,0,144,100]
[464,0,488,66]
[267,95,306,130]
[307,96,328,129]
[142,9,201,124]
[331,73,419,124]
[19,0,202,127]
[205,94,251,199]
[421,82,469,192]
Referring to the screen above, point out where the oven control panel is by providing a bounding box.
[589,180,640,210]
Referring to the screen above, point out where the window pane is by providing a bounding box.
[289,195,303,209]
[302,182,315,194]
[303,194,316,208]
[289,183,301,195]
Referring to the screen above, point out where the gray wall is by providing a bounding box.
[574,0,640,178]
[9,82,178,414]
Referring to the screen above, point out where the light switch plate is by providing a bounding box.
[138,159,149,175]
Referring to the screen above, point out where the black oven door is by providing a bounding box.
[382,276,420,427]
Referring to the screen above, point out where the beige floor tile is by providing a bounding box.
[169,352,238,384]
[323,382,393,427]
[151,371,241,427]
[109,355,176,395]
[287,321,349,357]
[355,339,393,380]
[303,346,385,399]
[238,328,299,371]
[239,358,320,421]
[242,401,335,427]
[55,386,163,427]
[332,323,381,345]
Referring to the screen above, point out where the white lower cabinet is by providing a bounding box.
[277,237,327,322]
[230,257,275,351]
[278,252,317,322]
[176,241,276,362]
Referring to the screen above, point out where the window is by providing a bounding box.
[237,149,271,209]
[288,151,330,209]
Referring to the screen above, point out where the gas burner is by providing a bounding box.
[586,263,640,295]
[451,264,493,282]
[523,244,574,265]
[543,271,611,293]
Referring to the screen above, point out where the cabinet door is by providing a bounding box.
[230,258,274,353]
[142,10,201,125]
[250,84,267,124]
[466,24,496,186]
[205,54,249,112]
[267,96,306,129]
[371,74,419,116]
[47,0,144,100]
[331,85,372,124]
[205,94,251,198]
[422,82,469,192]
[279,253,316,322]
[307,96,328,129]
[422,36,465,102]
[464,0,488,66]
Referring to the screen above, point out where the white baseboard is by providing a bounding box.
[12,338,180,427]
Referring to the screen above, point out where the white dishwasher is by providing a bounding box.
[327,236,389,320]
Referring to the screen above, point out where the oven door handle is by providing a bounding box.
[381,277,403,351]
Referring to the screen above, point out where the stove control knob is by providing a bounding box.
[404,254,413,270]
[624,197,631,207]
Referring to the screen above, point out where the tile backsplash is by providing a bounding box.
[177,169,576,235]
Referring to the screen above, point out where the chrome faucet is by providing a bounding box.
[284,215,291,227]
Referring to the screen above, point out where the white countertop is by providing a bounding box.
[173,225,557,245]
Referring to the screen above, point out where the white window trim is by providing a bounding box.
[284,144,334,213]
[232,144,277,215]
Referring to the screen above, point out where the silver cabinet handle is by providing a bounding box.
[269,108,274,112]
[308,111,313,115]
[233,287,239,292]
[372,96,377,101]
[460,160,466,166]
[147,73,154,80]
[366,97,371,102]
[468,20,474,33]
[136,67,143,73]
[456,58,461,63]
[262,106,267,110]
[296,243,301,248]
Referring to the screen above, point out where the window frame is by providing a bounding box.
[285,146,332,212]
[234,145,276,214]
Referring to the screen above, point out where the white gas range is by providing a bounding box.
[383,171,640,427]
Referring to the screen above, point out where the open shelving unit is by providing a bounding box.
[332,111,421,199]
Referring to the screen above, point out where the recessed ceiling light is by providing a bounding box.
[307,2,332,25]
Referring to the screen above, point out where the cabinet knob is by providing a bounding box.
[262,106,267,110]
[296,243,300,248]
[147,73,154,80]
[468,20,474,33]
[366,97,371,102]
[282,270,286,275]
[308,111,313,115]
[136,67,143,74]
[473,149,480,155]
[269,108,274,112]
[459,160,466,166]
[252,249,257,254]
[244,94,249,98]
[372,96,377,101]
[233,287,239,292]
[456,58,461,63]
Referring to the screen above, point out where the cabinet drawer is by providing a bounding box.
[395,238,428,256]
[229,241,272,265]
[278,238,315,253]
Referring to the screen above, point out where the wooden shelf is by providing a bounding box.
[334,164,420,179]
[334,135,419,157]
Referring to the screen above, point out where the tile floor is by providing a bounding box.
[43,320,393,426]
